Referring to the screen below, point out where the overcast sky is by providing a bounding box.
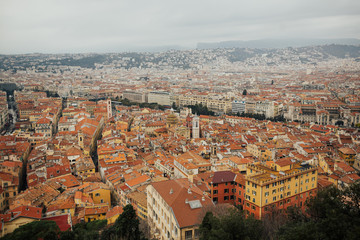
[1,0,359,54]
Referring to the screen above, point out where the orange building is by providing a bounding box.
[210,171,246,207]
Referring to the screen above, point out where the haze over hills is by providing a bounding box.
[1,44,360,71]
[197,38,360,49]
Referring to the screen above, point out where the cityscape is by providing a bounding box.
[0,1,360,240]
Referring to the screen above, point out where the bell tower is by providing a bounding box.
[192,115,200,139]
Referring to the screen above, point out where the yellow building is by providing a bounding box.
[127,191,148,220]
[84,205,109,222]
[338,147,356,166]
[78,182,111,207]
[244,160,318,219]
[0,206,42,237]
[105,206,123,224]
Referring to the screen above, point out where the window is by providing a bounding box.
[95,193,100,197]
[232,189,236,193]
[265,192,269,197]
[266,184,269,189]
[213,190,218,195]
[273,196,276,201]
[195,229,199,238]
[238,190,242,195]
[224,189,229,193]
[213,197,218,202]
[238,198,241,203]
[213,183,218,187]
[252,198,255,203]
[185,230,193,240]
[251,205,256,210]
[272,189,276,194]
[230,195,235,200]
[224,196,229,201]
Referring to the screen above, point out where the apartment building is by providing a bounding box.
[148,91,171,106]
[178,94,232,114]
[244,160,318,219]
[147,178,213,240]
[122,91,147,103]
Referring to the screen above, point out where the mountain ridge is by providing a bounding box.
[197,38,360,49]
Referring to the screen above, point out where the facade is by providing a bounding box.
[243,160,318,219]
[148,91,171,106]
[232,100,246,114]
[338,147,356,166]
[122,91,147,103]
[192,116,200,139]
[178,94,232,114]
[0,206,42,237]
[210,171,246,206]
[147,178,213,240]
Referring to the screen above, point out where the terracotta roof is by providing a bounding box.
[275,159,293,167]
[150,178,213,228]
[8,206,42,221]
[43,214,72,231]
[338,147,356,155]
[106,206,123,219]
[212,171,236,184]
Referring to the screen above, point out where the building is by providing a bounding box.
[338,147,356,166]
[122,91,147,103]
[232,100,246,114]
[148,91,171,106]
[243,160,318,219]
[209,171,246,206]
[147,178,213,240]
[192,116,200,139]
[0,206,42,237]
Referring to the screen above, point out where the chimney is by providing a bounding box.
[202,196,205,202]
[170,188,173,194]
[188,188,192,194]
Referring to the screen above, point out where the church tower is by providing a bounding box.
[192,115,200,139]
[107,99,112,120]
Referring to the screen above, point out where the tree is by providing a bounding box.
[101,204,145,240]
[200,212,218,240]
[277,182,360,240]
[242,89,247,95]
[1,220,59,240]
[199,208,263,240]
[59,231,75,240]
[115,205,141,240]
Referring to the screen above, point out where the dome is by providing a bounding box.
[166,113,178,126]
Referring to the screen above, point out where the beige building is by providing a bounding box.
[148,91,171,106]
[178,94,232,114]
[147,178,213,240]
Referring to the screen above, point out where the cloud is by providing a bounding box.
[0,0,359,53]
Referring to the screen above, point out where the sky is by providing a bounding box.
[0,0,360,54]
